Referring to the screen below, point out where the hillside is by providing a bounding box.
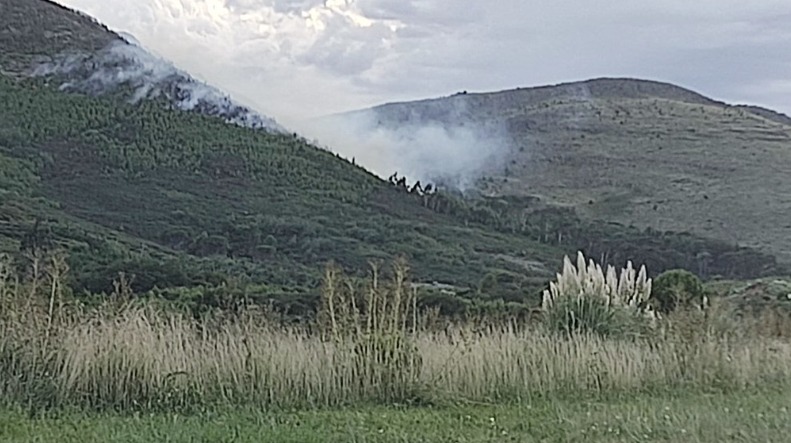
[343,78,791,263]
[0,1,783,315]
[0,0,284,132]
[0,0,117,73]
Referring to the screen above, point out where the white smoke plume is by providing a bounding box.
[30,39,286,133]
[298,97,514,193]
[27,31,513,193]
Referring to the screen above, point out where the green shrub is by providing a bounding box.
[543,290,647,337]
[652,269,705,313]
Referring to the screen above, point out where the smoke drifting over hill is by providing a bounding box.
[30,39,286,133]
[301,104,513,193]
[25,33,512,193]
[19,6,513,193]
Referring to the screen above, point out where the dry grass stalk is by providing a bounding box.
[2,304,790,410]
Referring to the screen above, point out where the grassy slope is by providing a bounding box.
[3,388,790,442]
[358,78,791,263]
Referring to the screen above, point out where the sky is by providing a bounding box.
[54,0,791,128]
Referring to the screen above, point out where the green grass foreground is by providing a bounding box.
[2,388,790,443]
[4,255,791,442]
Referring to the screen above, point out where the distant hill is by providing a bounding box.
[0,1,783,315]
[341,77,791,264]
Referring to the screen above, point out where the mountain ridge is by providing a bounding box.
[360,77,790,127]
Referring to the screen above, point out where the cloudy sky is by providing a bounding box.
[55,0,791,127]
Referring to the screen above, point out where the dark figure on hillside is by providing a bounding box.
[397,177,407,188]
[410,181,424,195]
[424,183,435,194]
[388,172,398,185]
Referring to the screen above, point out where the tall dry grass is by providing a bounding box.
[2,253,791,412]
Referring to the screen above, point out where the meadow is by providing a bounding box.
[3,389,791,442]
[2,252,791,441]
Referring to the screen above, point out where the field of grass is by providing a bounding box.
[3,388,791,442]
[2,258,790,397]
[2,253,791,441]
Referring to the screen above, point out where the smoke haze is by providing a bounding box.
[27,27,514,191]
[298,100,513,192]
[31,39,286,133]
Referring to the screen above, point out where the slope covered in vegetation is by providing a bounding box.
[0,1,783,317]
[0,0,284,132]
[0,0,118,73]
[0,74,782,305]
[2,3,791,442]
[346,78,791,263]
